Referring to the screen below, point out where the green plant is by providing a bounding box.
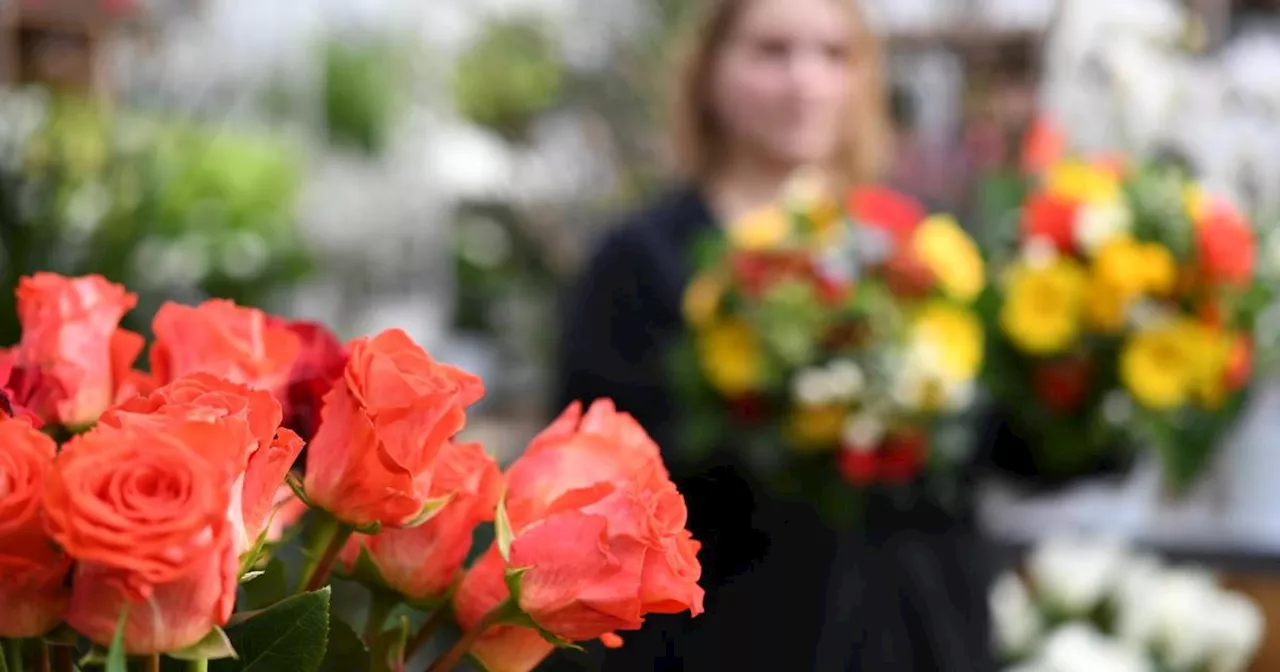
[452,17,565,142]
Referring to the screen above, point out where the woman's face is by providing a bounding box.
[710,0,856,170]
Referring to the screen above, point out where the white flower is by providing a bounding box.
[891,348,976,413]
[841,410,885,450]
[1075,202,1133,255]
[1203,590,1265,672]
[1126,300,1177,331]
[826,359,866,400]
[1039,624,1153,672]
[1021,235,1060,269]
[1028,537,1128,616]
[990,572,1043,657]
[792,368,835,406]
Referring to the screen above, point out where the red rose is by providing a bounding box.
[837,432,928,485]
[1195,202,1255,287]
[1022,192,1078,252]
[846,186,926,245]
[1033,357,1093,414]
[267,318,349,441]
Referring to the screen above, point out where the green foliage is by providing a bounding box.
[452,18,565,142]
[210,589,332,672]
[322,38,405,155]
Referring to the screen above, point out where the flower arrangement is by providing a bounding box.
[980,156,1273,491]
[670,177,986,519]
[991,537,1264,672]
[0,273,703,672]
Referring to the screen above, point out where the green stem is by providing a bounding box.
[297,513,354,594]
[5,639,24,672]
[364,592,398,644]
[187,659,209,672]
[404,608,450,658]
[424,600,517,672]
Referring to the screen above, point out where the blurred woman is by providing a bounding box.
[553,0,992,669]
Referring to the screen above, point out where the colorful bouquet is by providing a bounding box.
[980,157,1273,491]
[671,177,986,519]
[0,274,703,672]
[991,537,1264,672]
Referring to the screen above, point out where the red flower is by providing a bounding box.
[846,186,926,245]
[1033,357,1093,414]
[837,433,928,486]
[882,249,936,298]
[727,394,769,425]
[1195,201,1255,287]
[1224,335,1253,392]
[267,318,349,441]
[0,352,57,428]
[1022,192,1078,252]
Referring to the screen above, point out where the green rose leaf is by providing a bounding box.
[239,558,289,612]
[210,587,331,672]
[318,616,369,672]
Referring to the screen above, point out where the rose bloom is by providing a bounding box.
[12,273,143,427]
[453,400,703,671]
[1195,201,1255,287]
[43,418,241,654]
[102,373,304,553]
[303,328,485,529]
[150,299,301,396]
[0,351,57,427]
[266,317,349,442]
[340,441,501,603]
[0,418,71,637]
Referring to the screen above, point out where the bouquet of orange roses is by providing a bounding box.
[980,157,1273,492]
[0,274,702,672]
[670,180,987,520]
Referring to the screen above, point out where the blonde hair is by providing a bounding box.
[669,0,890,188]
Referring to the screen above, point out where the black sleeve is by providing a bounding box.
[551,228,673,439]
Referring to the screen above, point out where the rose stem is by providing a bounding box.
[404,608,451,658]
[141,653,160,672]
[423,600,514,672]
[297,514,354,594]
[32,641,49,672]
[51,646,73,672]
[188,659,209,672]
[364,591,399,643]
[4,639,23,672]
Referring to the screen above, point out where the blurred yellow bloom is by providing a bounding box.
[1045,160,1122,205]
[1094,236,1177,297]
[1000,259,1089,355]
[1121,319,1224,410]
[911,302,984,380]
[786,404,846,452]
[912,215,985,302]
[697,319,764,397]
[1083,274,1132,334]
[728,205,792,250]
[682,272,726,329]
[1184,183,1207,223]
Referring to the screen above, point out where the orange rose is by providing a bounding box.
[341,442,502,602]
[102,373,304,553]
[150,299,302,396]
[453,549,556,672]
[303,328,485,528]
[43,418,240,654]
[12,273,141,427]
[0,418,71,637]
[457,400,703,651]
[0,352,56,427]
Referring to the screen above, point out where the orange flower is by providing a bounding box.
[847,185,926,244]
[1021,192,1078,252]
[150,299,301,396]
[102,374,304,553]
[1195,201,1255,287]
[303,328,485,528]
[12,273,141,427]
[43,418,241,654]
[0,418,71,637]
[454,549,556,672]
[459,401,703,648]
[341,442,502,603]
[0,351,56,427]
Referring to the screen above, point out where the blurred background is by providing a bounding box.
[2,0,1280,667]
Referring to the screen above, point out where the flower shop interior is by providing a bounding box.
[3,0,1280,671]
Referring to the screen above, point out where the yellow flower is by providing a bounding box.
[1094,236,1177,297]
[697,319,764,397]
[786,404,847,452]
[1083,273,1132,334]
[728,205,792,250]
[910,302,984,380]
[1121,319,1224,410]
[1000,259,1089,355]
[682,272,726,329]
[1045,160,1122,204]
[912,215,985,302]
[1184,183,1207,223]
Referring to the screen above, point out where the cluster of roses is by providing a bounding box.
[0,273,703,672]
